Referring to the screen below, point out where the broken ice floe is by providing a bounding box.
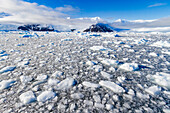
[70,93,84,99]
[48,78,60,86]
[90,46,112,51]
[145,86,161,95]
[18,61,29,67]
[37,91,56,102]
[19,91,36,104]
[0,66,16,74]
[98,58,119,67]
[150,41,170,48]
[0,79,16,90]
[57,78,77,90]
[20,76,32,84]
[51,71,64,78]
[99,80,125,93]
[100,71,113,79]
[82,81,100,89]
[119,63,139,71]
[147,72,170,90]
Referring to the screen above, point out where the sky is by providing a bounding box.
[0,0,170,31]
[24,0,170,20]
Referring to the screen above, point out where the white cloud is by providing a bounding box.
[0,0,102,31]
[148,3,167,8]
[55,5,79,12]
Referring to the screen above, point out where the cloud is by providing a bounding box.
[0,0,69,25]
[55,5,79,12]
[148,3,167,8]
[0,0,102,31]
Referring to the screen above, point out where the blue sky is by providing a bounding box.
[25,0,170,20]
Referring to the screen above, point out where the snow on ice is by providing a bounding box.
[19,91,36,104]
[99,80,125,93]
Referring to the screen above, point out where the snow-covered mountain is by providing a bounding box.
[18,24,55,31]
[84,23,129,32]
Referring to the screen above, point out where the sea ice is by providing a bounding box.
[0,79,16,90]
[98,58,119,66]
[18,61,29,67]
[99,80,125,93]
[20,76,32,84]
[0,66,16,74]
[82,81,100,89]
[119,63,139,71]
[57,78,77,90]
[48,78,60,86]
[90,46,111,51]
[37,91,56,102]
[147,72,170,90]
[36,75,48,81]
[70,93,84,99]
[150,41,170,48]
[145,86,161,95]
[19,91,36,104]
[100,71,113,79]
[51,71,64,78]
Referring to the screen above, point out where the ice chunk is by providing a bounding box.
[18,61,29,67]
[145,86,161,95]
[149,52,158,57]
[86,60,97,66]
[36,75,48,81]
[51,71,64,78]
[82,81,100,89]
[147,72,170,90]
[90,46,111,51]
[0,66,16,74]
[0,79,16,90]
[48,78,60,86]
[99,80,125,93]
[57,78,77,90]
[19,91,36,104]
[93,65,103,72]
[100,71,113,79]
[70,93,84,99]
[99,58,119,66]
[119,63,139,71]
[94,103,104,108]
[117,76,126,83]
[150,41,170,48]
[20,76,32,84]
[37,91,56,102]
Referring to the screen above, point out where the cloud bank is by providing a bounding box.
[0,0,101,30]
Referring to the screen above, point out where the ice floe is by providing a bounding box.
[145,86,161,95]
[98,58,119,67]
[147,72,170,90]
[0,79,16,90]
[82,81,100,89]
[99,80,125,93]
[150,41,170,48]
[0,66,16,74]
[100,71,113,79]
[19,91,36,104]
[57,78,77,90]
[70,93,84,99]
[20,76,32,84]
[51,71,64,78]
[119,63,139,71]
[37,91,56,102]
